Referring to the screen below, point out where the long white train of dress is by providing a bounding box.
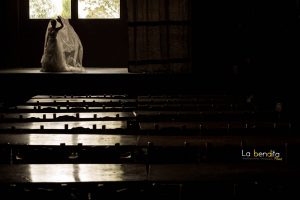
[41,18,85,72]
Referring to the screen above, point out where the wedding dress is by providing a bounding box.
[41,17,85,72]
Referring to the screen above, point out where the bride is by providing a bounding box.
[41,16,85,72]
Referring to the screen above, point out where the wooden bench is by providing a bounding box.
[0,163,298,184]
[148,163,300,182]
[0,164,147,183]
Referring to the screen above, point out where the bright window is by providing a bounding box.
[29,0,71,19]
[78,0,120,19]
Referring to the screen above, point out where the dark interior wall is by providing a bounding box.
[192,0,299,91]
[2,0,128,68]
[2,0,20,68]
[1,0,299,93]
[0,1,5,66]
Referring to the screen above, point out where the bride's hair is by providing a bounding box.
[50,19,56,27]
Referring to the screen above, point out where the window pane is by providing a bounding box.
[30,0,71,19]
[78,0,120,19]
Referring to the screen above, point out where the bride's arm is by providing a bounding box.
[45,27,51,47]
[56,16,64,31]
[45,35,49,47]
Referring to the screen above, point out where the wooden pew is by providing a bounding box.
[0,134,299,164]
[0,163,297,184]
[0,164,147,183]
[148,163,300,182]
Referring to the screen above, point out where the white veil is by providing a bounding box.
[41,17,84,71]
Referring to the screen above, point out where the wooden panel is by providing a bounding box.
[0,134,138,146]
[1,112,134,120]
[0,134,296,146]
[0,121,127,130]
[6,106,135,112]
[0,164,147,183]
[32,95,129,99]
[148,164,300,182]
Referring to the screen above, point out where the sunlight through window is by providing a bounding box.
[30,0,71,19]
[78,0,120,19]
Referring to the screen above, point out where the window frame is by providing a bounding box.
[27,0,123,20]
[18,0,128,68]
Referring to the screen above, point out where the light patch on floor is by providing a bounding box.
[0,68,129,74]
